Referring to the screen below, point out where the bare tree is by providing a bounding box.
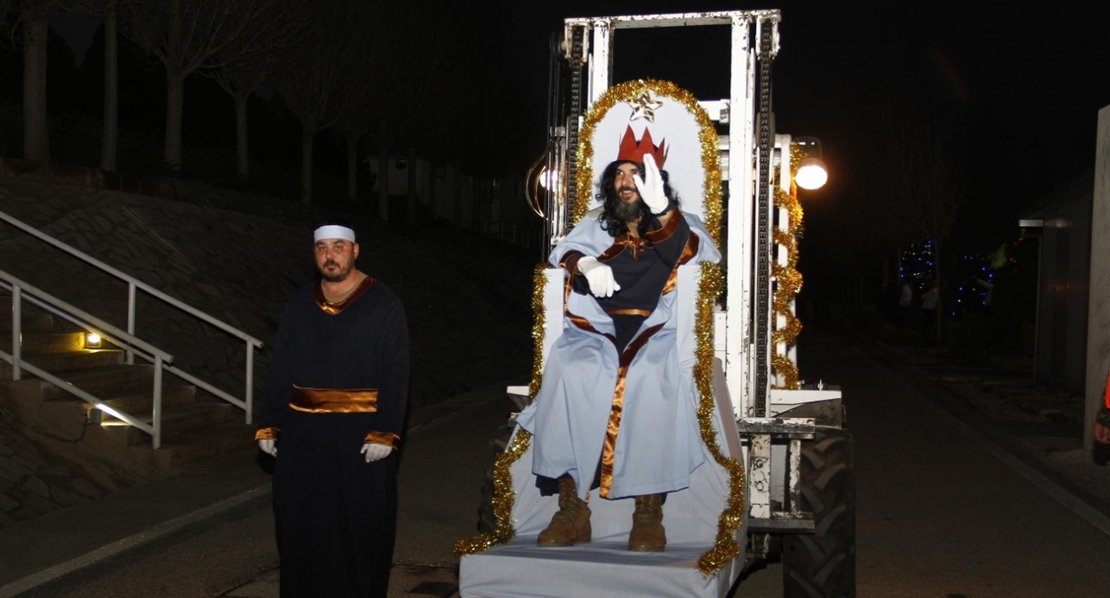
[271,0,364,205]
[120,0,291,172]
[6,0,65,162]
[362,2,451,220]
[871,100,970,345]
[328,3,398,205]
[205,2,307,183]
[62,0,125,171]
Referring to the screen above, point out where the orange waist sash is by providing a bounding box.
[290,385,378,413]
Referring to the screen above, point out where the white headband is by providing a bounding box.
[313,225,356,243]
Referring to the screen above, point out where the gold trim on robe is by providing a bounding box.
[364,431,401,449]
[605,308,653,317]
[643,208,681,244]
[289,385,379,413]
[560,251,585,275]
[314,276,375,315]
[662,233,700,295]
[599,323,664,498]
[254,427,279,440]
[599,235,639,261]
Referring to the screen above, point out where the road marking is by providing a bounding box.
[0,484,271,598]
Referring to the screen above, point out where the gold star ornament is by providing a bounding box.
[626,91,663,122]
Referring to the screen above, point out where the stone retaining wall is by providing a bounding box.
[0,177,534,527]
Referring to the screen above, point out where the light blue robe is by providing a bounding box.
[515,210,721,500]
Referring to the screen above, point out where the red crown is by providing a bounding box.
[616,125,667,168]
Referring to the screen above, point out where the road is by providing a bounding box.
[15,329,1110,597]
[795,328,1110,597]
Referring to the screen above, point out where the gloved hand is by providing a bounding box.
[360,443,393,462]
[633,153,669,215]
[258,438,277,457]
[577,256,620,298]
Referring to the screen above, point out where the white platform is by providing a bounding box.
[460,361,746,598]
[460,538,742,598]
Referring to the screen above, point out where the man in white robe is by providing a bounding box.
[515,140,720,552]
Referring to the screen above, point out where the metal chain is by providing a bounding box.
[564,26,585,234]
[754,20,774,417]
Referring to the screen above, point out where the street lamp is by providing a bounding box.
[793,136,827,190]
[767,134,828,391]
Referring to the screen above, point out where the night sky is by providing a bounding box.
[45,1,1110,259]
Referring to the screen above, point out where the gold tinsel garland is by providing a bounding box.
[457,80,744,577]
[770,147,805,389]
[528,264,549,399]
[693,262,747,575]
[454,266,549,557]
[572,79,724,239]
[453,428,532,555]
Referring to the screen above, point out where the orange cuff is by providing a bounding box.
[254,427,279,441]
[364,431,400,449]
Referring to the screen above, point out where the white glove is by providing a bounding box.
[633,153,669,215]
[577,256,620,298]
[360,443,393,462]
[258,438,277,457]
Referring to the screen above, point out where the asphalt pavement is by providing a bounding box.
[1,331,1108,598]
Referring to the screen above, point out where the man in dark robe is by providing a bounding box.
[256,221,409,597]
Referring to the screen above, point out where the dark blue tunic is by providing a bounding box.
[258,277,409,598]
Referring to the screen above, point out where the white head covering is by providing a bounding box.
[313,225,356,243]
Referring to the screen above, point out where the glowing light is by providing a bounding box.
[795,157,828,190]
[86,333,101,349]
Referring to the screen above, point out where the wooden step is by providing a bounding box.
[0,297,58,334]
[92,385,198,418]
[0,311,55,334]
[101,402,234,446]
[16,331,87,354]
[10,364,158,402]
[0,349,124,378]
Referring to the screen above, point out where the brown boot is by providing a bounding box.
[537,476,591,547]
[628,494,666,552]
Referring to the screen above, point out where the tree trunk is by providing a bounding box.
[377,151,389,221]
[22,10,50,162]
[407,144,417,224]
[933,245,943,348]
[454,171,464,231]
[235,90,250,182]
[347,135,358,202]
[100,11,118,172]
[471,176,482,233]
[375,123,391,220]
[427,161,438,221]
[164,68,186,171]
[301,126,315,205]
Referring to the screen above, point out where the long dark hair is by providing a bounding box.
[595,160,678,237]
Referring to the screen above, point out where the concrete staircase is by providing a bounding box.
[0,296,256,490]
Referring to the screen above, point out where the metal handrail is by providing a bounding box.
[0,275,173,364]
[0,208,264,446]
[0,211,263,349]
[0,275,171,447]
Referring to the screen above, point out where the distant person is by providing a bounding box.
[515,129,721,553]
[255,220,409,597]
[920,278,938,344]
[898,279,913,328]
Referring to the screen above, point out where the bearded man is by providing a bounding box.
[255,221,409,597]
[515,135,721,552]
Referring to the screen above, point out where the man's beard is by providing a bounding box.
[613,194,645,223]
[319,260,352,283]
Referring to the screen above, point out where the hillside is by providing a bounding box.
[0,179,537,413]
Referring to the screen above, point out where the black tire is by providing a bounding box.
[783,427,856,598]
